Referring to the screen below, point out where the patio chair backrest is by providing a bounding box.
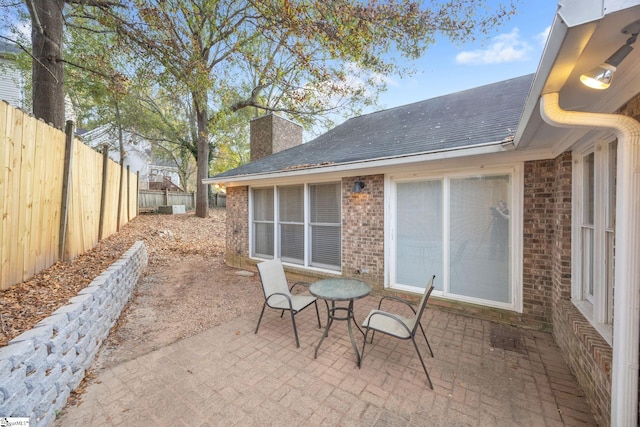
[257,259,291,298]
[412,275,435,335]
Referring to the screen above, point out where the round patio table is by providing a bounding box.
[309,278,371,365]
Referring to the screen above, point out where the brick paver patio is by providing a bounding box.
[55,295,597,426]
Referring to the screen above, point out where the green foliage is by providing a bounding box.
[2,0,517,216]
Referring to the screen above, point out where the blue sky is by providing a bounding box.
[374,0,558,112]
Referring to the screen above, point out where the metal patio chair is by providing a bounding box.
[359,275,436,389]
[255,259,321,348]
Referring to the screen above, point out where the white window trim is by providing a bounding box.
[385,163,523,312]
[572,140,615,345]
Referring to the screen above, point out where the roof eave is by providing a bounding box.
[203,140,517,186]
[515,2,640,151]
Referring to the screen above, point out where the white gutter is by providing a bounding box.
[541,92,640,427]
[203,139,520,186]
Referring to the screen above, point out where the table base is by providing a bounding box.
[314,300,365,364]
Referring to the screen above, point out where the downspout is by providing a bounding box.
[541,92,640,426]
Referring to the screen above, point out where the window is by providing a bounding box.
[573,140,617,343]
[251,182,341,271]
[390,167,519,309]
[252,187,274,258]
[309,183,341,269]
[278,186,304,263]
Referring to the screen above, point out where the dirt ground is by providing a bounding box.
[93,210,266,370]
[1,209,264,370]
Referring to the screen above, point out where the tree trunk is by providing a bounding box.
[27,0,66,129]
[194,94,210,218]
[115,101,124,231]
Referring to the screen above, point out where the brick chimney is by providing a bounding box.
[250,114,303,162]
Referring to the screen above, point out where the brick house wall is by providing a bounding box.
[522,158,556,326]
[523,151,612,425]
[341,174,385,290]
[225,186,249,268]
[223,176,387,289]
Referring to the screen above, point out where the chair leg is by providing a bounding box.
[290,310,300,348]
[418,323,434,357]
[411,336,434,389]
[255,304,267,334]
[314,301,322,328]
[359,328,370,368]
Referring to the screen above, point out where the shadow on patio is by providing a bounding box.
[56,295,597,426]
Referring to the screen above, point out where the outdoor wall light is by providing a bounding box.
[580,20,640,90]
[352,178,366,193]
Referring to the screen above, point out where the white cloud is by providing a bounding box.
[536,26,551,47]
[455,28,532,65]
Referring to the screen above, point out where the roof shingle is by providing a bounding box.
[213,74,534,179]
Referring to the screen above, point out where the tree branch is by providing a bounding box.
[56,57,112,79]
[66,0,124,8]
[0,34,60,81]
[25,0,44,35]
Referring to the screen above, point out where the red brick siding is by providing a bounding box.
[225,186,249,268]
[524,151,612,425]
[551,152,573,303]
[341,175,385,290]
[522,158,556,325]
[554,301,612,426]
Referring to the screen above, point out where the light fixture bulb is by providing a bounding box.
[580,63,616,90]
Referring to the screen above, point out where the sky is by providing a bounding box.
[373,0,559,112]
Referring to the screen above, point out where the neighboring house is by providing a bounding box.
[205,1,640,425]
[0,41,77,122]
[81,125,182,191]
[0,41,25,109]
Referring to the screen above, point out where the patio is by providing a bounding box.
[55,295,597,426]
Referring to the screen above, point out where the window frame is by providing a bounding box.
[572,140,617,345]
[386,164,523,312]
[250,181,342,272]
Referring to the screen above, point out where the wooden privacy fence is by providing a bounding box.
[0,101,138,290]
[138,189,195,211]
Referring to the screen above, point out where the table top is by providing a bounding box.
[309,278,371,301]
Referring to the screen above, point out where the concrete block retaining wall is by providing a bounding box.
[0,241,148,426]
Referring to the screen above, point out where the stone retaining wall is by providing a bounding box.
[0,241,148,426]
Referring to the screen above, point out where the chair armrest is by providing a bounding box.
[266,292,293,309]
[377,295,417,315]
[289,281,311,292]
[367,311,413,335]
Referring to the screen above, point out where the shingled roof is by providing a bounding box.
[213,74,534,179]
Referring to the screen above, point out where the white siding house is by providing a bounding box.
[0,42,25,109]
[80,125,181,190]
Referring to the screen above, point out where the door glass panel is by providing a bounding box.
[449,175,511,303]
[395,180,443,290]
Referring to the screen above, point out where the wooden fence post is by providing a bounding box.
[117,158,124,232]
[127,165,131,222]
[136,171,140,216]
[98,145,109,241]
[58,121,74,261]
[164,187,169,206]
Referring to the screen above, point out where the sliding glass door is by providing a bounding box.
[392,171,513,307]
